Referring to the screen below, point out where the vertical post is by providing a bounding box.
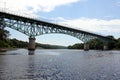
[28,37,36,55]
[84,43,89,51]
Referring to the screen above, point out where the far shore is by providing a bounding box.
[0,48,120,52]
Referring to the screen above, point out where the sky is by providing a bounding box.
[0,0,120,46]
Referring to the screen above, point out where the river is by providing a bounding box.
[0,49,120,80]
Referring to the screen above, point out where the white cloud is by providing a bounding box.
[0,0,80,18]
[0,0,119,38]
[56,17,120,37]
[0,0,79,13]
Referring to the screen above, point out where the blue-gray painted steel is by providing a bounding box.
[0,11,112,43]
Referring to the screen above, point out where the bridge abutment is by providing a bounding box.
[28,37,36,55]
[84,43,89,51]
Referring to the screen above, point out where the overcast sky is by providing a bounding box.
[0,0,120,46]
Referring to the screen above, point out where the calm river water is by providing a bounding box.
[0,49,120,80]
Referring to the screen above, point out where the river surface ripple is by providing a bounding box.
[0,49,120,80]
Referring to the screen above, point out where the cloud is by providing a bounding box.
[56,17,120,37]
[0,0,119,38]
[0,0,79,13]
[0,0,80,18]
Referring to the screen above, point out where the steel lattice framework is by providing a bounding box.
[0,11,112,43]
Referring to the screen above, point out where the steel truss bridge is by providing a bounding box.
[0,9,112,52]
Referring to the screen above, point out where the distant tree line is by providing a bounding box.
[68,36,120,50]
[36,43,67,49]
[0,38,28,48]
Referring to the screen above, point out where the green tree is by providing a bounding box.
[106,36,116,50]
[88,38,104,50]
[68,43,83,49]
[115,38,120,49]
[0,29,9,40]
[0,18,10,48]
[0,19,9,40]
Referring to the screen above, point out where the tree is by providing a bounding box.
[0,18,10,48]
[0,18,10,40]
[115,38,120,49]
[88,38,104,50]
[68,43,83,49]
[0,29,9,40]
[106,36,116,50]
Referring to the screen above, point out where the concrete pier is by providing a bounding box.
[84,43,89,51]
[28,37,36,55]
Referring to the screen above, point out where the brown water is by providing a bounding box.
[0,49,120,80]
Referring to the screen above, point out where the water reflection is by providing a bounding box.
[25,53,63,80]
[0,49,120,79]
[26,55,35,79]
[0,56,6,80]
[28,50,35,55]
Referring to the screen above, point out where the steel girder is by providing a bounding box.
[0,12,112,43]
[0,17,96,43]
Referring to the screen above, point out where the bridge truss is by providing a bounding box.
[0,10,111,43]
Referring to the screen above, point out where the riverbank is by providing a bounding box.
[0,48,7,52]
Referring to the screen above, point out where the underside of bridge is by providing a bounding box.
[0,11,112,54]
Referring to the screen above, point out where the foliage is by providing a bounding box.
[9,39,28,48]
[0,29,9,40]
[36,43,67,49]
[115,38,120,49]
[88,39,104,50]
[106,36,116,50]
[68,43,83,49]
[0,19,10,48]
[68,36,120,50]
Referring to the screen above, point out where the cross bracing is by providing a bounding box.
[0,10,112,43]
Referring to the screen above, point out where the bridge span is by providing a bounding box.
[0,9,112,54]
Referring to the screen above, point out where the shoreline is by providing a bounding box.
[0,48,18,52]
[0,48,7,52]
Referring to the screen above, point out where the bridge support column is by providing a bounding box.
[84,43,89,51]
[28,37,36,55]
[103,44,108,50]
